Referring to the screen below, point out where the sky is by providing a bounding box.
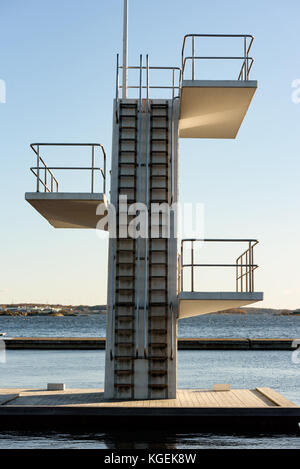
[0,0,300,308]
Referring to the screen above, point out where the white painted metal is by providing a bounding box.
[122,0,128,98]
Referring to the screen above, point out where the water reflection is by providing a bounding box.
[0,430,299,449]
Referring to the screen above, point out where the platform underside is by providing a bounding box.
[178,291,264,319]
[179,80,257,138]
[25,192,107,229]
[0,387,298,431]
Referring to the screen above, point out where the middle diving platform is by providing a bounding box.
[25,143,108,229]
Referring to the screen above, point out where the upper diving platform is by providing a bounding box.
[178,239,263,318]
[179,34,257,139]
[25,143,108,229]
[115,34,257,139]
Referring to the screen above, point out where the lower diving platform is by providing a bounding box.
[178,238,263,318]
[178,291,263,319]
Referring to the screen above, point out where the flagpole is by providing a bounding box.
[122,0,128,98]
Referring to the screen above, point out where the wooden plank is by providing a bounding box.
[256,387,297,408]
[233,389,267,408]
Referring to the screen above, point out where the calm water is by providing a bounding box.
[0,314,299,449]
[1,313,300,338]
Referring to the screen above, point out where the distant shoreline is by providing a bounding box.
[0,306,300,317]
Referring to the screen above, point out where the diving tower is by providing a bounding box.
[25,19,263,400]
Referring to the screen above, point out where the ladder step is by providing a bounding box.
[114,355,135,360]
[149,343,168,348]
[119,150,137,154]
[151,103,168,108]
[120,114,137,118]
[115,370,134,376]
[149,384,168,390]
[116,302,135,306]
[119,138,137,142]
[151,115,169,119]
[148,357,168,361]
[120,126,138,130]
[116,315,135,321]
[149,370,167,377]
[120,103,137,108]
[114,384,134,390]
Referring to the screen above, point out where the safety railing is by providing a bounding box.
[30,143,106,194]
[115,53,181,122]
[181,34,254,82]
[180,239,259,293]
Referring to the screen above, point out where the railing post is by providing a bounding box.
[192,36,195,80]
[191,240,194,292]
[44,166,47,192]
[146,54,149,105]
[244,37,247,81]
[91,145,95,193]
[240,255,243,292]
[249,241,253,292]
[116,54,120,123]
[139,54,142,111]
[246,250,248,292]
[172,69,175,99]
[181,241,183,292]
[36,145,40,192]
[103,148,106,195]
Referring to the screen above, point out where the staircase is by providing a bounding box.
[105,98,177,400]
[114,101,138,399]
[148,102,170,399]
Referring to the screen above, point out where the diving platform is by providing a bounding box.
[178,239,263,318]
[179,80,257,139]
[25,192,107,229]
[25,143,107,229]
[178,291,263,319]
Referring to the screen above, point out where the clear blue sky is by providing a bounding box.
[0,0,300,308]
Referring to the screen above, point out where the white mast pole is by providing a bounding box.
[122,0,128,98]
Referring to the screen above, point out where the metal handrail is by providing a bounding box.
[180,238,259,293]
[236,240,259,292]
[115,55,181,113]
[30,143,106,194]
[181,34,255,82]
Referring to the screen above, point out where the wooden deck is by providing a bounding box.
[0,387,297,408]
[0,387,299,431]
